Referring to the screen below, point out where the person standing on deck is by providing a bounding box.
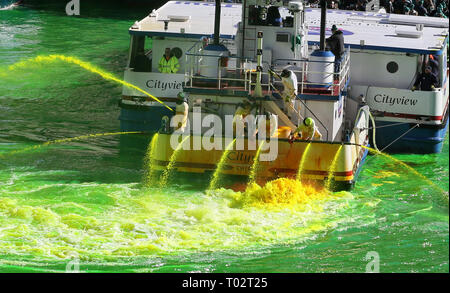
[269,68,299,121]
[326,25,345,80]
[412,66,439,91]
[158,48,180,74]
[428,54,440,81]
[174,92,189,133]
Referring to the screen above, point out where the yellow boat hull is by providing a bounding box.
[150,133,369,190]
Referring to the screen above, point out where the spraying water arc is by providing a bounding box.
[6,55,174,112]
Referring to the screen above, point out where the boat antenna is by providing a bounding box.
[319,0,327,51]
[213,0,221,45]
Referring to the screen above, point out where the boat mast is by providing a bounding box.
[319,0,326,51]
[241,0,246,58]
[213,0,221,45]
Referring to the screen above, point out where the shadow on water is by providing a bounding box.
[0,131,212,190]
[0,138,146,187]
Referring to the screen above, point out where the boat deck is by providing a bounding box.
[184,80,342,100]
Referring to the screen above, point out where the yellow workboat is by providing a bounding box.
[150,128,369,190]
[146,1,373,191]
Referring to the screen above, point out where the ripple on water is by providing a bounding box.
[0,179,355,262]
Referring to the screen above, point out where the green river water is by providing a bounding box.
[0,2,448,273]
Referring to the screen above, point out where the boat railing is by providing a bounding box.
[185,41,275,95]
[185,41,351,100]
[272,47,351,97]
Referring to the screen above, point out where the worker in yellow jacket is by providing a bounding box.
[159,48,180,73]
[174,92,189,133]
[293,117,322,141]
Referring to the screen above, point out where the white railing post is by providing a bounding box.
[244,69,247,91]
[190,54,193,87]
[301,61,305,94]
[218,58,221,89]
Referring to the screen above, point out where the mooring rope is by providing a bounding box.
[380,124,420,153]
[365,122,413,130]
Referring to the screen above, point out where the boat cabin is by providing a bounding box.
[123,1,241,99]
[304,8,449,127]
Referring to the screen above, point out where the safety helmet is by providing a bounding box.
[176,92,187,104]
[280,69,290,78]
[303,117,313,127]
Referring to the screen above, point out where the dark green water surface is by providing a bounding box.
[0,3,448,273]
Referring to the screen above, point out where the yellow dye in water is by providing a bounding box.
[0,131,143,158]
[324,145,343,190]
[372,170,401,179]
[208,139,236,191]
[248,141,265,185]
[296,143,312,181]
[0,178,352,258]
[361,146,447,197]
[6,55,173,112]
[159,135,190,188]
[229,178,334,210]
[143,133,160,186]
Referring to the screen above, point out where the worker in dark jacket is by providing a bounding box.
[428,54,440,79]
[326,24,345,80]
[412,66,438,91]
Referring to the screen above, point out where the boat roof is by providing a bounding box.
[129,1,241,39]
[304,8,449,55]
[130,1,449,55]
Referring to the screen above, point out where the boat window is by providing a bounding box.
[386,61,399,74]
[276,33,290,43]
[283,8,295,28]
[171,47,183,59]
[267,6,282,27]
[283,16,294,28]
[248,5,266,26]
[129,35,152,72]
[247,5,293,27]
